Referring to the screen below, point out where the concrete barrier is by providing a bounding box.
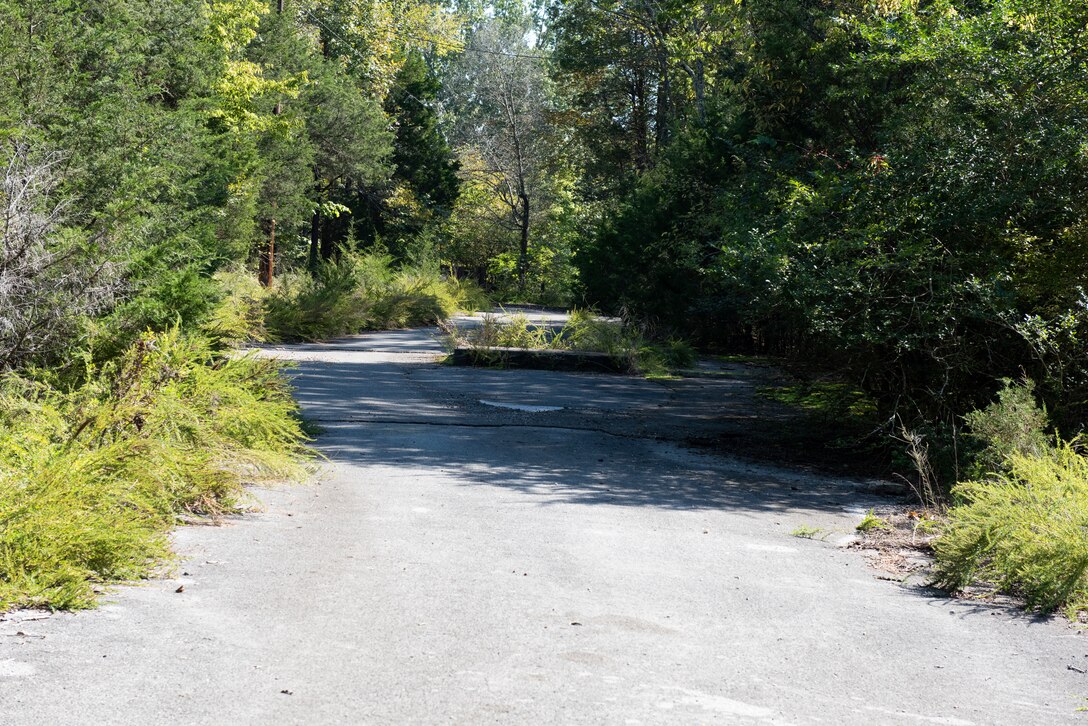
[448,346,628,373]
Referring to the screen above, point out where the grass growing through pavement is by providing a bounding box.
[856,510,890,533]
[0,329,310,610]
[759,379,879,428]
[451,309,695,376]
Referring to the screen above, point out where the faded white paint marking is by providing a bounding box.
[744,543,797,553]
[479,400,563,413]
[663,687,774,718]
[863,705,974,725]
[0,660,35,677]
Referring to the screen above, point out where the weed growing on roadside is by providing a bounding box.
[790,525,823,539]
[0,329,311,611]
[856,510,890,533]
[933,440,1088,617]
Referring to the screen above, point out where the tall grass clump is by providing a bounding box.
[456,309,695,376]
[933,441,1088,617]
[265,252,489,342]
[0,329,309,610]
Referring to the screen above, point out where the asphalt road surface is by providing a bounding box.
[1,313,1084,725]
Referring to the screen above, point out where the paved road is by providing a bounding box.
[1,315,1085,725]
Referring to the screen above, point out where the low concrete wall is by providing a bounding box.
[448,346,628,373]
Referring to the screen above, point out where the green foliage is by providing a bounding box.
[265,257,369,343]
[385,52,461,228]
[856,510,890,533]
[934,441,1088,617]
[761,380,880,428]
[963,379,1051,477]
[790,525,823,539]
[568,0,1088,448]
[446,276,492,315]
[265,252,487,342]
[0,0,465,370]
[456,309,695,376]
[201,267,271,346]
[0,329,309,610]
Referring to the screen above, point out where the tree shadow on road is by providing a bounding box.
[285,350,904,516]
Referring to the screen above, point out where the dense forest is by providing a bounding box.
[1,0,1087,612]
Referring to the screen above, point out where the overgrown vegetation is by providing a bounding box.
[0,329,310,610]
[935,440,1088,618]
[932,380,1088,617]
[556,0,1088,477]
[5,0,1088,618]
[265,253,488,342]
[451,310,695,376]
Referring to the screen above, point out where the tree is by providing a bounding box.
[0,142,117,369]
[446,18,552,290]
[386,52,461,224]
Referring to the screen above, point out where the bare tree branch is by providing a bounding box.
[0,141,118,370]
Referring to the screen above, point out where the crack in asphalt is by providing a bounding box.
[310,417,658,439]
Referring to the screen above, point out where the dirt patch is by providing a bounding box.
[846,505,939,583]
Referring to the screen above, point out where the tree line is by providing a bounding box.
[3,0,1087,456]
[552,0,1088,458]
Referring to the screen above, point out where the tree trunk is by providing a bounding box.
[633,66,649,171]
[517,191,530,291]
[693,58,706,126]
[320,215,337,261]
[259,217,276,287]
[308,209,321,271]
[260,0,284,286]
[655,66,671,151]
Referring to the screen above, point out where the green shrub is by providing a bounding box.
[447,275,491,314]
[933,441,1088,616]
[469,312,551,349]
[265,252,487,342]
[202,268,271,346]
[963,379,1051,477]
[265,258,367,342]
[367,268,459,329]
[0,329,310,610]
[561,310,695,375]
